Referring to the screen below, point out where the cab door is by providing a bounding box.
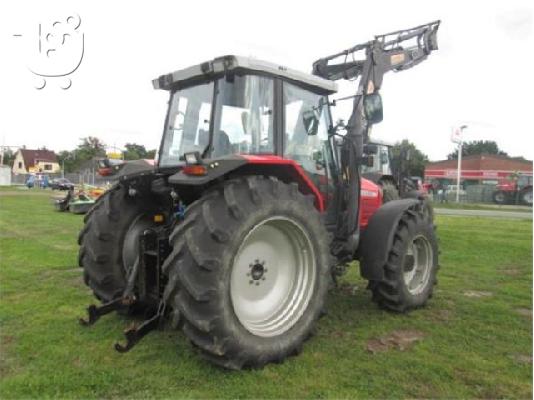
[282,82,338,225]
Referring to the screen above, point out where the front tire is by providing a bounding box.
[370,208,438,312]
[520,188,533,206]
[493,190,507,205]
[162,176,331,369]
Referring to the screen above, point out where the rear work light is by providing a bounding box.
[182,165,207,176]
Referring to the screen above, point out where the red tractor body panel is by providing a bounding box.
[359,178,383,228]
[243,155,383,224]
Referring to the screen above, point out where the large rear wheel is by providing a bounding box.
[78,184,158,305]
[162,176,331,369]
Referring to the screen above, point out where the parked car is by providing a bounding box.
[50,178,75,191]
[26,174,50,188]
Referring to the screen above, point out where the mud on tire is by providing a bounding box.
[162,176,331,370]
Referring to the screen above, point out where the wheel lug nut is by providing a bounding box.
[249,264,253,268]
[249,280,253,284]
[262,277,266,281]
[264,268,268,273]
[246,272,250,276]
[255,282,260,286]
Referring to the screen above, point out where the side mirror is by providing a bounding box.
[303,110,320,136]
[363,93,383,125]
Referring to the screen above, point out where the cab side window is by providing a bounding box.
[283,83,332,200]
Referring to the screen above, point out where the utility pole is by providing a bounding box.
[454,125,468,203]
[0,137,5,165]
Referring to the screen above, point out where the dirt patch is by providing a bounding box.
[338,283,358,296]
[366,330,424,354]
[429,309,454,323]
[512,354,532,364]
[463,290,493,298]
[501,267,522,276]
[515,308,532,318]
[0,335,17,377]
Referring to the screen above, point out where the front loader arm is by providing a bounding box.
[312,21,440,85]
[315,21,440,258]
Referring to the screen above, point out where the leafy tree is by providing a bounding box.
[146,149,157,159]
[390,139,429,178]
[123,143,148,160]
[76,136,106,161]
[447,140,508,160]
[1,148,15,167]
[56,150,77,173]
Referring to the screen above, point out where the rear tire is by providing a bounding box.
[78,185,156,304]
[370,208,438,312]
[162,176,331,369]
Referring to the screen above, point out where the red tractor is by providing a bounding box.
[492,174,533,206]
[78,21,440,369]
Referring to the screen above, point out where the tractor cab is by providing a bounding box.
[155,56,337,167]
[155,55,341,218]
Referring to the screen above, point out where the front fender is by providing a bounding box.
[358,198,419,281]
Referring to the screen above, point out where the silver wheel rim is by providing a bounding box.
[230,216,316,338]
[524,192,533,205]
[122,214,152,274]
[402,234,433,295]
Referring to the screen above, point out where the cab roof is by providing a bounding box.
[152,55,338,94]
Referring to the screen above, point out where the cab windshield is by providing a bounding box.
[159,75,274,166]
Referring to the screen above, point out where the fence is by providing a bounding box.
[430,183,531,206]
[10,170,111,187]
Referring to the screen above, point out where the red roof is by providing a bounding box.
[425,154,532,180]
[19,149,58,169]
[426,154,532,172]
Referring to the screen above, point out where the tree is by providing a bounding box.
[1,148,15,167]
[390,139,429,178]
[76,136,106,161]
[146,149,157,159]
[123,143,148,160]
[56,150,77,173]
[447,140,508,160]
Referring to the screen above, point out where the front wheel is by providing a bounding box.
[493,190,507,205]
[162,176,331,369]
[520,188,533,206]
[370,208,439,312]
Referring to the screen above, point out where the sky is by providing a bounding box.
[0,0,533,161]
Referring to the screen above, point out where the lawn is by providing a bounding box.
[432,201,532,213]
[0,188,532,399]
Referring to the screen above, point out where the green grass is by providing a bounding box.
[432,200,532,213]
[0,189,532,399]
